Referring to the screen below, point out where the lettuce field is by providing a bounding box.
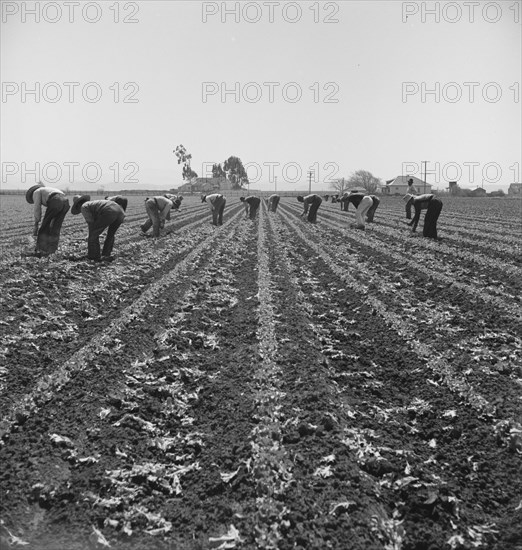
[0,194,521,550]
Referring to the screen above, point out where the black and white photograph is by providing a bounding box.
[1,1,521,548]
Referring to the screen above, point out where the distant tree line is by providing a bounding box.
[331,170,382,194]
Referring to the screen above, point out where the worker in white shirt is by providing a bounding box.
[26,182,70,256]
[160,194,182,229]
[140,195,180,237]
[201,193,226,226]
[407,178,419,195]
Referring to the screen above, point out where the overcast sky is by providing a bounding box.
[1,0,521,191]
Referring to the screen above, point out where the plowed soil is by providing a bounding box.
[1,195,521,550]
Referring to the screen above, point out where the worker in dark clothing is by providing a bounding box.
[297,194,322,223]
[71,195,126,261]
[105,195,129,212]
[26,182,70,256]
[365,195,380,223]
[404,193,443,239]
[267,194,280,212]
[240,196,261,219]
[340,192,350,211]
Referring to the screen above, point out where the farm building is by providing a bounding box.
[176,176,232,194]
[449,184,489,197]
[382,175,432,195]
[331,179,386,195]
[468,187,487,197]
[508,182,522,196]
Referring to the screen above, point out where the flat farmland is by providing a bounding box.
[0,194,521,550]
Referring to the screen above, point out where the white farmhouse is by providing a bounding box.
[383,175,432,195]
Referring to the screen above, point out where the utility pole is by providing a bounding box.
[422,161,428,193]
[274,176,277,193]
[308,170,313,195]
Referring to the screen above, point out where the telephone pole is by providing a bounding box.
[274,176,277,193]
[308,170,313,195]
[422,161,428,193]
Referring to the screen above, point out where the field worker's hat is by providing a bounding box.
[26,182,44,204]
[296,196,304,202]
[163,194,177,202]
[71,194,91,215]
[403,194,414,203]
[408,178,414,184]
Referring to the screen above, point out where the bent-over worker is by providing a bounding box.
[71,195,126,261]
[26,183,70,256]
[240,196,261,219]
[267,194,280,212]
[297,194,322,223]
[404,193,443,239]
[341,192,380,229]
[141,195,180,237]
[202,193,226,226]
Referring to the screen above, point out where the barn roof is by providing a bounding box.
[386,175,430,187]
